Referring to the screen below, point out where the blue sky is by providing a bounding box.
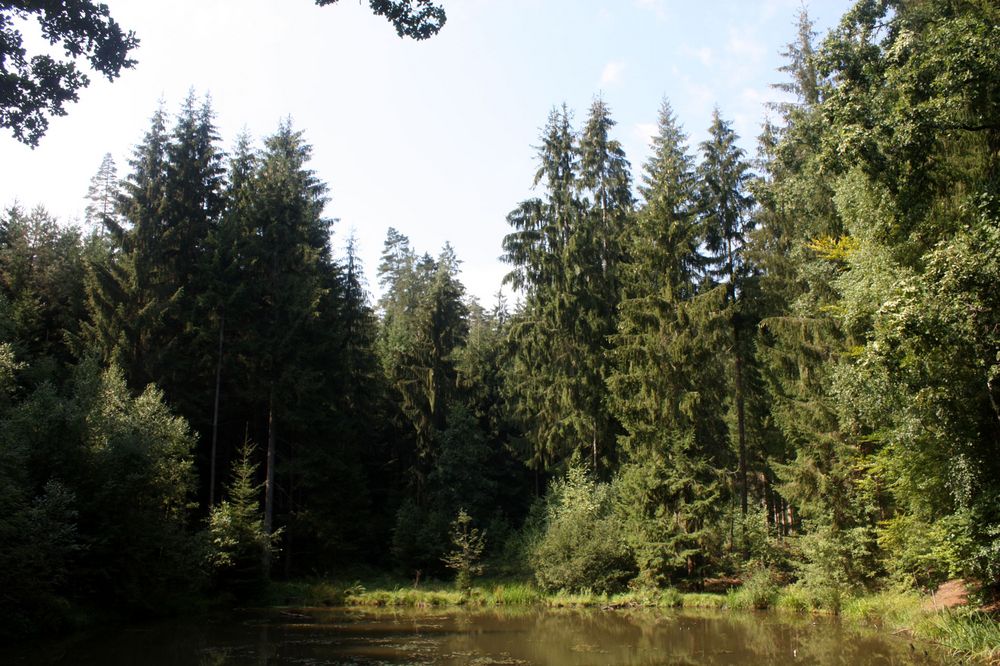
[0,0,852,304]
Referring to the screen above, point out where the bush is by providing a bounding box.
[792,521,877,613]
[878,512,973,589]
[726,567,779,610]
[529,464,636,594]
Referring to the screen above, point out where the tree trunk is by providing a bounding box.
[264,387,276,571]
[209,311,224,507]
[764,473,774,530]
[734,331,748,519]
[592,428,598,472]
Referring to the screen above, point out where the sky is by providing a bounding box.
[0,0,852,305]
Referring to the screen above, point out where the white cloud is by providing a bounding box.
[725,28,766,64]
[634,122,658,145]
[740,86,768,106]
[681,44,715,68]
[600,60,626,85]
[634,0,668,20]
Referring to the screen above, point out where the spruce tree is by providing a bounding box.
[697,109,756,520]
[609,100,729,581]
[503,102,630,474]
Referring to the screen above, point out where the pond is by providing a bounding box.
[3,606,955,665]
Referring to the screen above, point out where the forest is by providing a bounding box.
[1,0,998,647]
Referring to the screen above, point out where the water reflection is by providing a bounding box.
[2,606,955,665]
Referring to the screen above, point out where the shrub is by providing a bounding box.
[725,567,779,610]
[530,464,636,594]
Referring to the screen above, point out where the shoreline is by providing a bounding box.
[267,579,1000,664]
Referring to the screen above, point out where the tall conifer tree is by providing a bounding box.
[697,109,756,519]
[609,100,729,581]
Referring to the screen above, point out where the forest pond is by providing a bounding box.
[4,606,955,665]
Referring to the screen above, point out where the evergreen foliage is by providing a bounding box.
[530,464,635,594]
[442,508,486,592]
[208,441,278,596]
[502,100,630,474]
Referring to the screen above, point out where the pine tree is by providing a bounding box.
[573,97,632,470]
[84,153,120,235]
[752,6,846,543]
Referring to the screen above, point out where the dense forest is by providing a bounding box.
[1,0,998,641]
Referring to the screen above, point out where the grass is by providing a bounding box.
[486,582,543,606]
[680,593,727,609]
[347,587,465,607]
[841,589,924,628]
[921,610,1000,664]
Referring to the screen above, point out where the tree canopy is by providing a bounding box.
[0,0,138,146]
[1,0,445,147]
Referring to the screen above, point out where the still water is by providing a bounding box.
[5,606,955,665]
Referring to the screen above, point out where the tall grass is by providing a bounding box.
[680,593,726,609]
[921,610,1000,664]
[841,589,923,628]
[486,583,542,606]
[347,587,465,607]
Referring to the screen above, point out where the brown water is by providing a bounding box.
[3,606,956,665]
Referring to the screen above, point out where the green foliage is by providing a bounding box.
[502,101,630,473]
[530,464,635,594]
[877,513,973,589]
[925,610,1000,664]
[0,477,78,640]
[792,521,878,613]
[725,567,779,610]
[1,205,89,382]
[0,356,202,637]
[730,504,789,573]
[391,496,448,575]
[316,0,446,40]
[0,1,138,146]
[612,439,724,586]
[5,1,1000,638]
[72,363,203,612]
[442,509,486,592]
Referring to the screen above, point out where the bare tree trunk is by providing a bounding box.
[209,311,224,507]
[764,473,775,530]
[592,428,598,473]
[264,388,276,572]
[735,338,748,518]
